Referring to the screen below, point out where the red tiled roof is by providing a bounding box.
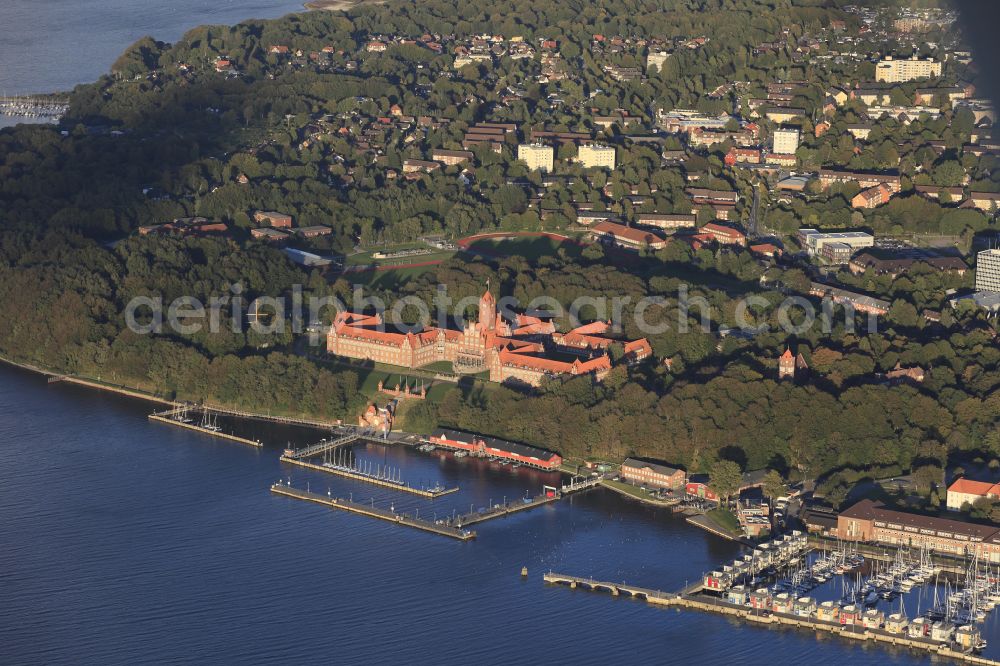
[591,220,665,246]
[948,478,1000,497]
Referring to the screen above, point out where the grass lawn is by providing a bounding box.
[706,508,743,536]
[602,479,668,503]
[345,242,437,266]
[346,264,440,290]
[421,361,454,373]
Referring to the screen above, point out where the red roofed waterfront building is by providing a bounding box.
[429,428,562,469]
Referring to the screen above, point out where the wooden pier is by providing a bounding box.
[282,429,361,460]
[148,408,262,447]
[542,573,1000,666]
[450,476,601,528]
[196,404,346,430]
[453,494,559,527]
[269,482,475,540]
[279,456,459,498]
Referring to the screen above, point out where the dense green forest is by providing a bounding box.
[0,0,998,503]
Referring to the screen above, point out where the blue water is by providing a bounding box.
[0,0,310,127]
[0,0,309,97]
[0,362,963,665]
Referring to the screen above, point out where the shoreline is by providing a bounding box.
[0,354,338,431]
[304,0,386,11]
[0,355,177,406]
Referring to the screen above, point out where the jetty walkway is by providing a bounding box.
[280,456,459,498]
[280,429,459,497]
[450,475,602,528]
[148,407,262,447]
[270,482,475,540]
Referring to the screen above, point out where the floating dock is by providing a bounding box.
[279,456,459,498]
[149,409,262,447]
[269,482,475,541]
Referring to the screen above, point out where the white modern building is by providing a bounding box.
[875,56,942,83]
[976,249,1000,293]
[517,143,554,172]
[798,229,874,257]
[772,128,800,155]
[577,144,616,169]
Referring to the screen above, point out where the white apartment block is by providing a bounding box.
[517,143,554,172]
[577,144,616,169]
[976,249,1000,293]
[772,128,800,155]
[875,56,942,83]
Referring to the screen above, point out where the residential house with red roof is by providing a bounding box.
[947,478,1000,511]
[700,222,747,247]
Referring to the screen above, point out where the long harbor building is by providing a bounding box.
[429,428,563,469]
[837,499,1000,562]
[327,283,651,387]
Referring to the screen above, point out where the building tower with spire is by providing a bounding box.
[478,279,497,332]
[778,347,809,381]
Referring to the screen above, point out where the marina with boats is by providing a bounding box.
[547,532,1000,664]
[0,94,69,120]
[280,437,460,498]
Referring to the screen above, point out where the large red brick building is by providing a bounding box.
[837,499,1000,562]
[327,284,651,387]
[621,458,686,489]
